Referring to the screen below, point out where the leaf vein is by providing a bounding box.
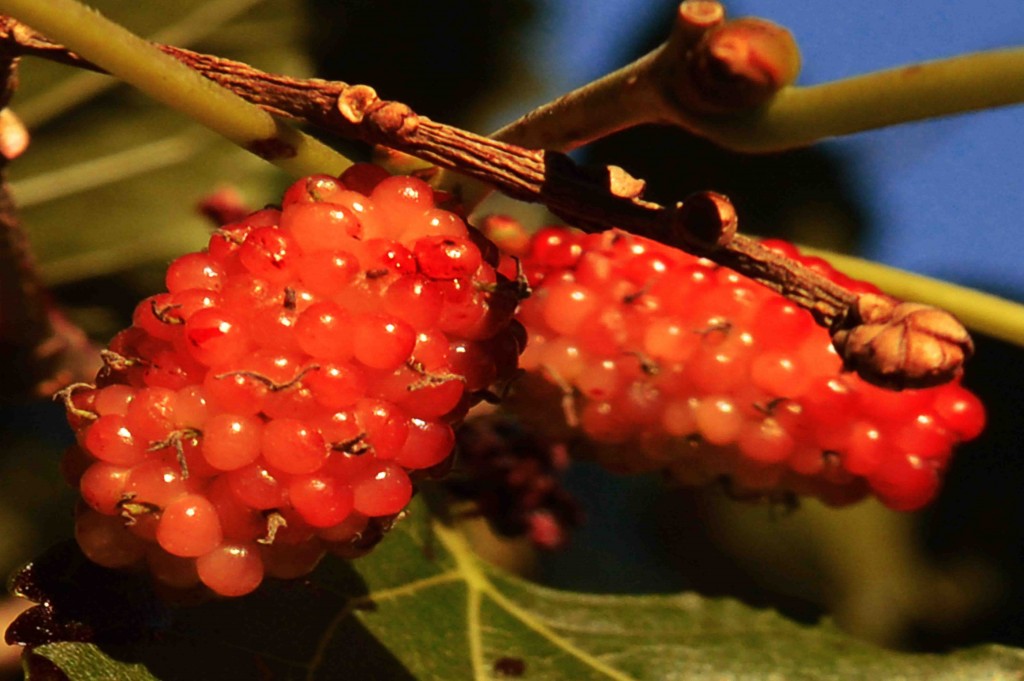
[468,580,487,681]
[305,571,463,681]
[368,570,463,603]
[433,520,637,681]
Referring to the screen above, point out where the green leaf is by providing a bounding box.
[29,645,159,681]
[10,0,311,286]
[10,498,1024,681]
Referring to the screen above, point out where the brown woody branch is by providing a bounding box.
[0,16,971,389]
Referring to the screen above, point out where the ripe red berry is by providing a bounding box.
[352,461,413,516]
[79,463,130,515]
[351,314,416,370]
[165,252,225,292]
[156,494,223,557]
[239,227,298,283]
[281,202,362,253]
[294,301,355,361]
[414,236,483,280]
[499,221,983,511]
[196,543,264,597]
[75,506,146,568]
[282,174,348,207]
[261,418,328,475]
[83,415,147,466]
[60,164,523,596]
[288,474,355,527]
[201,413,263,471]
[183,308,250,366]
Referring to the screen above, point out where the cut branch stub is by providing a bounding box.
[674,1,727,44]
[671,191,737,251]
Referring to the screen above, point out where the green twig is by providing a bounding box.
[702,48,1024,152]
[0,0,351,177]
[802,246,1024,348]
[16,0,270,128]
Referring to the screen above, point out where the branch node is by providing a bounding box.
[373,101,419,136]
[337,84,380,124]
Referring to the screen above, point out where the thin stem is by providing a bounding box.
[485,3,1024,156]
[16,0,270,128]
[801,247,1024,349]
[702,48,1024,152]
[0,0,351,177]
[492,49,665,155]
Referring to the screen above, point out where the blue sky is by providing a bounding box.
[494,1,1024,298]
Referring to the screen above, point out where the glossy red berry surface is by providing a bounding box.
[496,221,984,511]
[63,164,523,597]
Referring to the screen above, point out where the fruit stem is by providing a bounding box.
[0,0,351,177]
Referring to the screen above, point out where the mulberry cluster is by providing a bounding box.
[60,165,523,596]
[494,221,984,511]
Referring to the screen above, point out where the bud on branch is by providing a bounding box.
[832,294,974,389]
